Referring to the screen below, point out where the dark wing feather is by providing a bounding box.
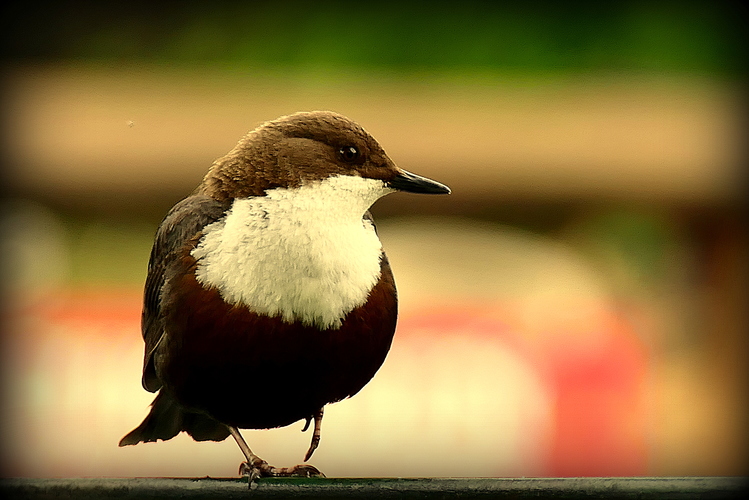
[141,195,229,392]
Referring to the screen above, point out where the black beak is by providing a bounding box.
[389,169,451,195]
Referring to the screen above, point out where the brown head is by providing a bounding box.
[196,111,449,200]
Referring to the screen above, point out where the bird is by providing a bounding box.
[119,110,450,481]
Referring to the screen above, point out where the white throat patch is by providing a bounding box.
[192,175,394,329]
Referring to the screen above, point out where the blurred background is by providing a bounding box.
[1,0,747,478]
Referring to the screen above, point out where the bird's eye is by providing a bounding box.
[338,145,361,163]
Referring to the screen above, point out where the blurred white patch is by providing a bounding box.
[379,216,616,353]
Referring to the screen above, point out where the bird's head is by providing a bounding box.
[197,111,450,203]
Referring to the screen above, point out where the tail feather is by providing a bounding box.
[119,392,230,446]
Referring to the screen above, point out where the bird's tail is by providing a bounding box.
[119,391,230,446]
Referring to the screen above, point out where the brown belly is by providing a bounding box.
[157,264,398,429]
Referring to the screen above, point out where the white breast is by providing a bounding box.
[192,175,394,330]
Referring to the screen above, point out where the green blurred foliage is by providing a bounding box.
[562,208,684,294]
[65,219,154,285]
[3,0,746,75]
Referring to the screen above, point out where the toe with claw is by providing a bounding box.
[240,459,325,488]
[229,424,325,488]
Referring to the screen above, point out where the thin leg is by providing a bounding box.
[303,407,324,462]
[228,425,325,483]
[228,426,267,485]
[228,426,259,463]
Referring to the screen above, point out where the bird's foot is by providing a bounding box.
[239,459,324,488]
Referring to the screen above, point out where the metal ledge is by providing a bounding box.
[2,477,747,499]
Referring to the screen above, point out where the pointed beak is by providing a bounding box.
[389,169,451,195]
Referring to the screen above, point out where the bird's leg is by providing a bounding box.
[302,407,324,462]
[228,426,324,487]
[228,426,267,485]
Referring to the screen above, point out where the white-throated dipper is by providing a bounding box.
[119,111,450,481]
